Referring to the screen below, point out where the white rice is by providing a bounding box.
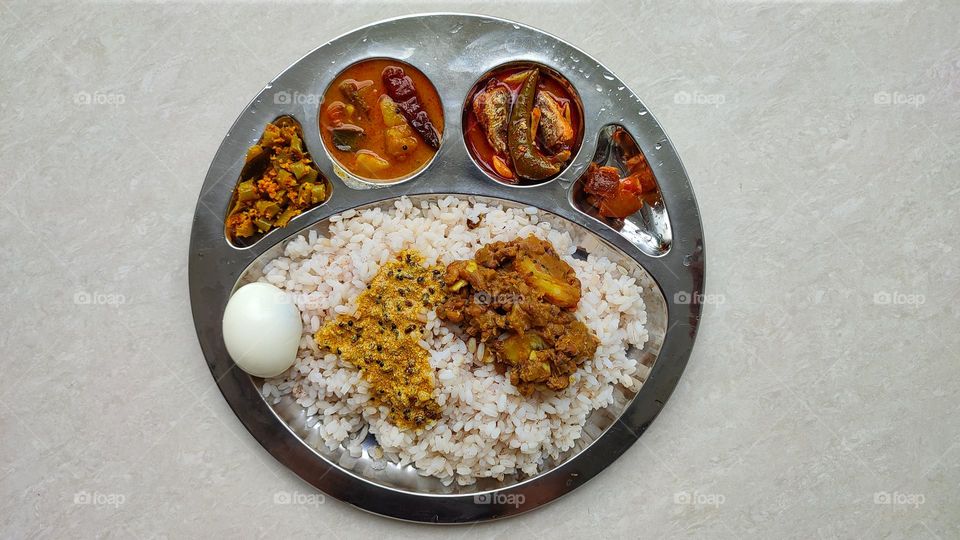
[259,196,650,486]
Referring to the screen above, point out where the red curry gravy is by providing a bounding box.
[464,65,583,185]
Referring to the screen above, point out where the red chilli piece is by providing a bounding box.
[382,66,441,149]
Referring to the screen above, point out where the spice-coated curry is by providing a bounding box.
[315,251,446,430]
[437,236,599,395]
[225,117,329,241]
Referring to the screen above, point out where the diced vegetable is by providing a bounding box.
[296,184,312,207]
[254,200,280,218]
[260,125,280,146]
[379,95,407,127]
[289,161,311,180]
[355,150,390,175]
[253,217,273,232]
[583,164,620,198]
[303,168,319,184]
[309,183,326,204]
[325,100,349,126]
[289,133,303,153]
[597,190,643,219]
[338,79,373,117]
[331,124,365,152]
[236,180,258,202]
[245,145,264,163]
[498,332,546,366]
[274,207,300,228]
[276,168,294,188]
[384,124,418,160]
[515,255,581,309]
[233,219,255,238]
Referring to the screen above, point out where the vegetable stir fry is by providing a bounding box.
[226,118,328,240]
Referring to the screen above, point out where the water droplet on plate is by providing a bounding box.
[602,73,615,81]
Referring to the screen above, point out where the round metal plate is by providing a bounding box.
[189,13,705,523]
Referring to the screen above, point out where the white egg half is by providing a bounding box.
[222,282,302,378]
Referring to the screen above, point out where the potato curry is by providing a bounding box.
[437,236,599,396]
[315,251,446,430]
[320,59,444,182]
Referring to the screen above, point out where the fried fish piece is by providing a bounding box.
[535,90,574,153]
[472,78,511,156]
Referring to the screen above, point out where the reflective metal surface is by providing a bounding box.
[189,13,705,523]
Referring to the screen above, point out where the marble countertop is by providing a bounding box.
[2,1,957,538]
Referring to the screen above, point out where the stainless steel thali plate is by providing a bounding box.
[189,13,705,523]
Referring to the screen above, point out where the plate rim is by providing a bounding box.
[188,12,706,523]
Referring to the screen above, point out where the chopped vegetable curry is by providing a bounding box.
[315,251,446,430]
[320,59,444,182]
[437,236,599,395]
[226,117,329,241]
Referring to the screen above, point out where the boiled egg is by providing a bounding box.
[222,282,302,378]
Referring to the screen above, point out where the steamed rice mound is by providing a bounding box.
[259,196,650,486]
